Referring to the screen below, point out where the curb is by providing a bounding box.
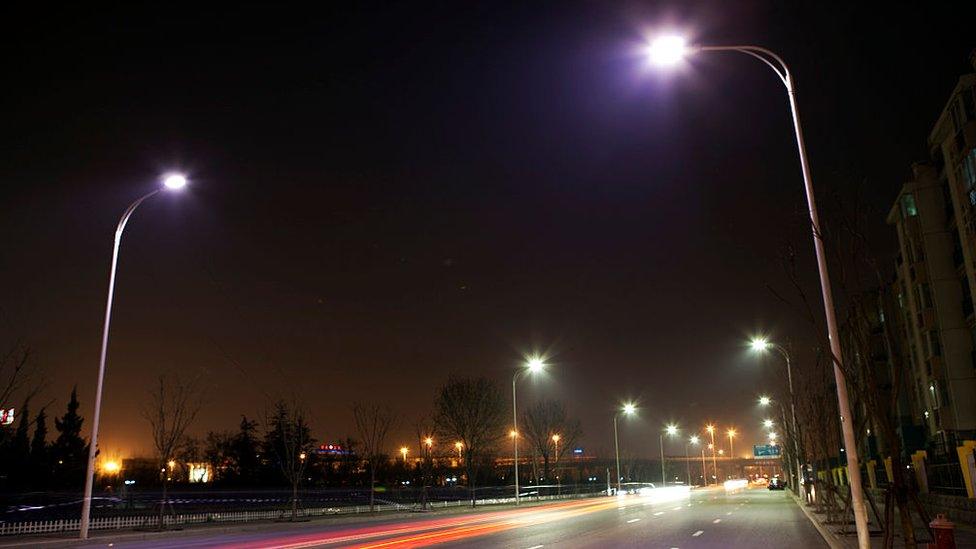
[790,491,848,549]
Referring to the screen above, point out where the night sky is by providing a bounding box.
[2,2,974,460]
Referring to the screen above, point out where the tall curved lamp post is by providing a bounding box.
[646,36,868,547]
[80,173,188,539]
[661,424,678,487]
[512,357,545,505]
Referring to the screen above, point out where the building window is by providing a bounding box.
[962,149,976,206]
[901,193,918,218]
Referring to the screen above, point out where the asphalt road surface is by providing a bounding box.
[84,486,827,548]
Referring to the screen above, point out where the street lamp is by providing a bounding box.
[613,403,637,494]
[705,424,717,485]
[727,428,737,478]
[758,395,772,407]
[80,172,189,540]
[644,36,869,546]
[455,441,463,463]
[512,356,546,505]
[400,446,409,463]
[686,435,699,486]
[751,337,805,503]
[552,434,561,494]
[763,418,775,430]
[661,424,678,487]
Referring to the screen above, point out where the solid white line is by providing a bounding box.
[713,518,722,523]
[653,511,665,516]
[526,545,544,549]
[693,530,704,537]
[627,518,641,523]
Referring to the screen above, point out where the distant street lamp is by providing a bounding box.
[758,395,772,407]
[552,434,561,495]
[400,446,409,464]
[763,418,775,430]
[512,357,546,505]
[705,424,717,485]
[727,428,737,473]
[613,403,637,493]
[80,172,188,540]
[751,337,805,501]
[455,441,463,463]
[661,424,678,487]
[644,35,869,547]
[686,435,699,486]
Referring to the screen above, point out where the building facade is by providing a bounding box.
[887,58,976,457]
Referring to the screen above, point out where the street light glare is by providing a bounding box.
[666,424,678,436]
[647,35,687,66]
[763,419,774,429]
[689,435,700,444]
[750,337,770,352]
[161,173,188,190]
[526,356,545,373]
[705,424,715,434]
[622,403,636,415]
[758,395,772,406]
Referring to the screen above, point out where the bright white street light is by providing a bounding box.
[162,173,188,190]
[763,419,774,429]
[647,35,687,66]
[622,403,636,415]
[665,424,679,436]
[750,337,770,352]
[689,435,700,445]
[526,357,545,373]
[758,395,772,407]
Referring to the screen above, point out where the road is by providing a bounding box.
[83,486,826,548]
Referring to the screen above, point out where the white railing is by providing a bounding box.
[0,491,602,537]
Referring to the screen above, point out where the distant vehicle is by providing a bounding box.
[768,477,786,490]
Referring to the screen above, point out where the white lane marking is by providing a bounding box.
[713,518,722,523]
[627,518,641,523]
[673,506,683,511]
[693,530,704,537]
[653,511,665,516]
[726,511,732,515]
[686,504,693,508]
[527,546,544,549]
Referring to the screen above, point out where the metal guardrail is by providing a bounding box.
[0,491,604,536]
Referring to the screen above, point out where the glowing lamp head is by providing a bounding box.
[102,460,121,474]
[763,419,774,429]
[622,403,637,416]
[167,460,176,469]
[707,443,714,450]
[705,424,715,434]
[665,424,679,436]
[647,35,687,66]
[769,432,778,442]
[424,437,433,447]
[552,434,561,443]
[750,338,770,352]
[759,395,772,407]
[455,441,463,450]
[718,449,725,455]
[727,429,737,438]
[526,357,545,373]
[161,173,188,191]
[400,447,408,456]
[509,430,518,438]
[689,435,700,445]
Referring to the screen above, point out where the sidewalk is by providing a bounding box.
[791,491,976,548]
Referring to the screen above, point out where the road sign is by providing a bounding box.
[753,444,781,457]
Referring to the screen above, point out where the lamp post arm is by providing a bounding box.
[697,45,789,88]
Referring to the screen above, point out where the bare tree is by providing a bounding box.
[265,399,315,520]
[521,399,582,483]
[141,374,203,529]
[352,401,397,511]
[433,376,505,507]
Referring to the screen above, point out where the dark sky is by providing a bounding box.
[2,2,974,460]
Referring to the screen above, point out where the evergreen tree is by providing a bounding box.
[52,387,87,488]
[9,401,31,490]
[30,408,49,489]
[232,416,260,485]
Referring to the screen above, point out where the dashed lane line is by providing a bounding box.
[526,545,544,549]
[692,530,704,537]
[713,518,722,523]
[627,518,641,524]
[653,511,665,516]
